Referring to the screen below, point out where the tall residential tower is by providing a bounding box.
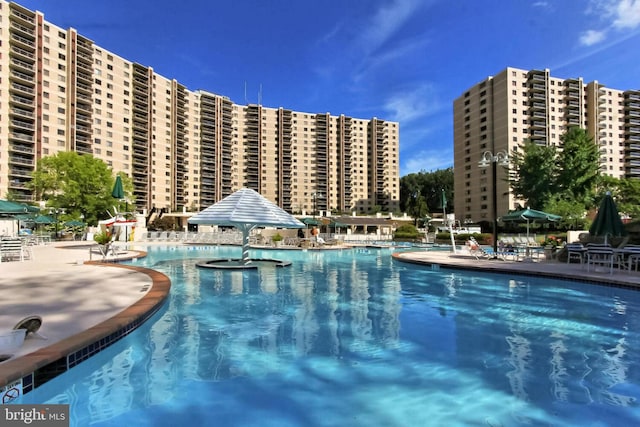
[454,67,640,224]
[0,1,400,215]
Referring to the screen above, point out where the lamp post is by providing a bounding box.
[49,207,65,240]
[478,150,509,258]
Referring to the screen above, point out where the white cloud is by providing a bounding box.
[612,0,640,29]
[358,0,423,53]
[580,29,608,45]
[384,84,442,124]
[581,0,640,45]
[401,149,452,176]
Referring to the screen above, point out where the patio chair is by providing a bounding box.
[586,244,615,274]
[566,243,586,265]
[627,251,640,272]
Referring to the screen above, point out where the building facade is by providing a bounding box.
[0,1,400,215]
[454,66,640,224]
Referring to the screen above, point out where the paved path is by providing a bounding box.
[0,242,151,359]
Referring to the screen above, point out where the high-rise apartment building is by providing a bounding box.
[454,66,640,224]
[0,1,400,215]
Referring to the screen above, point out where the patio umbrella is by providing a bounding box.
[589,192,627,245]
[111,175,125,200]
[500,207,561,240]
[33,214,56,224]
[0,199,39,214]
[188,188,304,265]
[64,220,86,227]
[300,217,321,226]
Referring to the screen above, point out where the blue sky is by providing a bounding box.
[17,0,640,177]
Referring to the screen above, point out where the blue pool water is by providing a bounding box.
[20,246,640,426]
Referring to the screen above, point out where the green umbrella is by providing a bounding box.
[500,207,561,240]
[589,192,627,244]
[111,175,125,200]
[301,217,322,226]
[0,199,39,214]
[64,220,86,227]
[34,214,56,224]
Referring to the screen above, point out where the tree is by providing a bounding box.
[406,193,429,226]
[598,175,640,220]
[555,127,600,205]
[543,197,587,229]
[510,128,600,213]
[29,152,119,225]
[399,168,453,214]
[509,141,558,209]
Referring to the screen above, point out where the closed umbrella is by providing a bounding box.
[111,175,125,200]
[589,192,626,245]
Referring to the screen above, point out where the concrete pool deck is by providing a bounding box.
[392,249,640,288]
[0,241,170,397]
[2,242,640,398]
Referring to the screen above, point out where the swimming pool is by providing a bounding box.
[20,246,640,426]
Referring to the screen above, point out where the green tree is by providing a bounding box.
[399,168,453,214]
[555,127,601,205]
[510,128,600,213]
[29,152,120,225]
[543,197,587,229]
[509,141,558,209]
[598,175,640,220]
[406,193,429,226]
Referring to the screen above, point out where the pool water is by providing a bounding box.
[20,246,640,426]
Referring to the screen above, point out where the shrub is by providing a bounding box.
[93,230,112,245]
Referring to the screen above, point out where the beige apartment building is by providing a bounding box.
[0,1,400,216]
[454,66,640,224]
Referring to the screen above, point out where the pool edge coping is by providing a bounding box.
[0,250,171,400]
[391,251,640,290]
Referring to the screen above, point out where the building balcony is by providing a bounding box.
[10,32,35,49]
[10,57,34,72]
[10,45,35,60]
[10,82,34,96]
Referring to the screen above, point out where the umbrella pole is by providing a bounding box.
[241,226,255,265]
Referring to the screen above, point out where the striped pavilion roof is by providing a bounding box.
[188,188,304,229]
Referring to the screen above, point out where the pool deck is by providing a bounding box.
[392,249,640,288]
[2,242,640,397]
[0,241,170,394]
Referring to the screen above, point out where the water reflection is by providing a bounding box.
[22,247,640,426]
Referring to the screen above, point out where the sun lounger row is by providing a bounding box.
[143,231,244,245]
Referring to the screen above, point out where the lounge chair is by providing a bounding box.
[466,237,492,259]
[0,238,25,262]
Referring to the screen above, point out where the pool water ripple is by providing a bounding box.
[18,246,640,426]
